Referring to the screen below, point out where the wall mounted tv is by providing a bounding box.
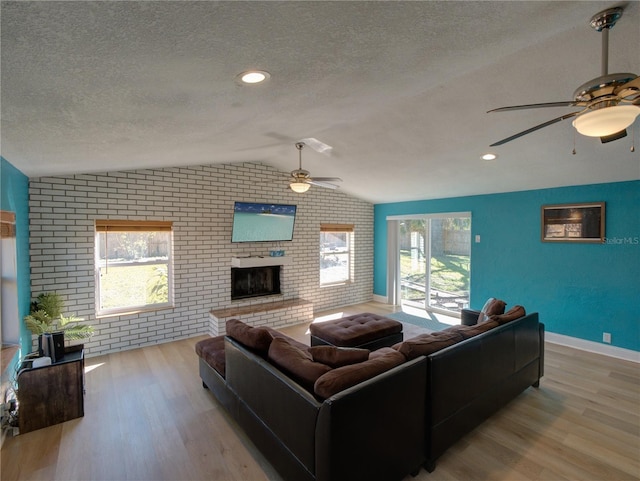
[231,202,297,243]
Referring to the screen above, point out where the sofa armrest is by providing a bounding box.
[315,356,426,481]
[461,308,481,326]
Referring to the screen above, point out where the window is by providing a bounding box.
[320,224,353,285]
[1,211,20,345]
[95,220,173,316]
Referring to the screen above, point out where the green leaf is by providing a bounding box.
[58,314,84,327]
[34,293,64,318]
[24,315,49,335]
[61,325,94,340]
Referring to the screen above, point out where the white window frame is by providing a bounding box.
[320,224,353,286]
[95,220,174,317]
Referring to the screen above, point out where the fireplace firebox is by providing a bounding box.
[231,266,281,300]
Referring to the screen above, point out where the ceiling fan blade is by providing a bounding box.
[299,137,333,155]
[307,180,339,189]
[614,76,640,99]
[490,111,581,147]
[309,177,342,183]
[488,101,581,113]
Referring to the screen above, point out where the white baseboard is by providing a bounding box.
[546,332,640,363]
[372,294,388,304]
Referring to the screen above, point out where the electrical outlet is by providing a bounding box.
[603,332,611,344]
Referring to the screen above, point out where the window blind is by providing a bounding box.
[320,223,354,233]
[95,220,173,232]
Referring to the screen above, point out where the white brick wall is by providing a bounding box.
[28,162,373,357]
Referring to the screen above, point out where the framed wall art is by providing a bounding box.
[541,202,605,243]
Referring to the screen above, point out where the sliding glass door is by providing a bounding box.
[398,214,470,314]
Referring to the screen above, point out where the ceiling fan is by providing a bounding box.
[488,6,640,147]
[289,139,342,193]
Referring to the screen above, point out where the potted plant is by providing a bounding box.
[24,293,94,344]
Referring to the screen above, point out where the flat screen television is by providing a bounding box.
[231,202,297,243]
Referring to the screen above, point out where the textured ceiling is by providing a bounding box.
[2,1,639,203]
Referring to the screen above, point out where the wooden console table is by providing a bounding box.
[17,344,85,434]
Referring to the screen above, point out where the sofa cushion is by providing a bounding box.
[477,298,506,323]
[268,337,332,391]
[394,331,463,360]
[490,305,526,325]
[444,319,499,339]
[195,335,226,377]
[267,327,312,353]
[309,345,369,368]
[368,347,399,360]
[226,318,274,355]
[314,349,406,399]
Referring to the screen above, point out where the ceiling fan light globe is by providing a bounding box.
[290,182,310,193]
[572,106,640,137]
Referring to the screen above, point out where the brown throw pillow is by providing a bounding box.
[268,337,332,391]
[369,347,401,360]
[477,298,506,322]
[309,345,369,368]
[444,320,499,339]
[396,331,462,360]
[314,349,406,399]
[490,305,526,325]
[226,318,273,354]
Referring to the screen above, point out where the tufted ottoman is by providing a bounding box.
[309,312,403,351]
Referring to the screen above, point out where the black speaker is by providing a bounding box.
[51,331,65,362]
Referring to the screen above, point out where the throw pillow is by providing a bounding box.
[477,298,506,323]
[395,331,462,360]
[444,320,499,339]
[314,349,406,399]
[309,345,369,368]
[226,318,274,354]
[490,305,526,325]
[368,347,399,360]
[268,337,332,391]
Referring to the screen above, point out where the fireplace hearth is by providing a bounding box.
[231,266,281,300]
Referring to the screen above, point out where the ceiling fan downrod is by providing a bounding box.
[295,142,305,170]
[590,7,623,77]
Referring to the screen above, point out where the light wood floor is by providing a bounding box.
[2,301,639,481]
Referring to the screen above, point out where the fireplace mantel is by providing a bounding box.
[231,256,293,268]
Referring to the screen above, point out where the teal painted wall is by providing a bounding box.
[374,180,640,352]
[1,157,32,357]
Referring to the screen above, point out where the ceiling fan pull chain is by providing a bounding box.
[572,129,577,155]
[631,125,636,153]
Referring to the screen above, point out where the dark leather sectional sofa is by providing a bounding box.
[196,305,544,479]
[197,323,426,481]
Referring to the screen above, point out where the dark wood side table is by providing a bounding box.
[17,344,85,434]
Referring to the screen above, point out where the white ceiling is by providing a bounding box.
[2,1,639,204]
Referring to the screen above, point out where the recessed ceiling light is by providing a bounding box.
[236,70,271,84]
[481,153,497,161]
